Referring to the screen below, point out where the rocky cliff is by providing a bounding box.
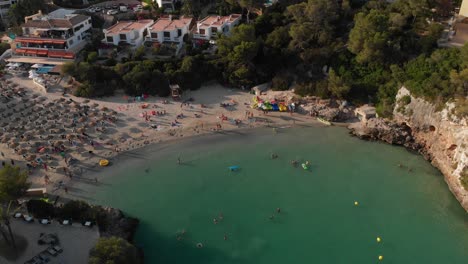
[350,87,468,211]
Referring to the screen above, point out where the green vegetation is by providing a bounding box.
[461,167,468,191]
[0,165,30,254]
[7,0,50,26]
[89,237,141,264]
[60,0,467,116]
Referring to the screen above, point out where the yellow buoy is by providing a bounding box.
[378,255,383,261]
[377,237,381,243]
[354,201,359,206]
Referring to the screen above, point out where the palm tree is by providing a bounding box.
[0,165,30,254]
[0,201,19,253]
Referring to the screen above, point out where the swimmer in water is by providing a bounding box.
[213,218,218,224]
[291,160,298,166]
[276,207,281,213]
[219,213,224,221]
[269,215,275,220]
[196,243,203,248]
[224,234,228,241]
[271,153,278,159]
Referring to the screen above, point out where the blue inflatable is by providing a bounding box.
[229,166,240,171]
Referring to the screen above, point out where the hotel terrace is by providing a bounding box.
[10,11,91,64]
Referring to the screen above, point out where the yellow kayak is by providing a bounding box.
[99,159,109,167]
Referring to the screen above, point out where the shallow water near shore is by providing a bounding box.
[85,126,468,263]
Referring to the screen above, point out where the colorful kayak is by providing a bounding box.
[99,159,109,167]
[317,117,332,126]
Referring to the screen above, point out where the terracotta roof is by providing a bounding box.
[105,20,154,35]
[149,17,193,32]
[198,14,241,28]
[23,14,90,29]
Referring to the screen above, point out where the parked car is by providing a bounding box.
[87,8,95,12]
[107,10,119,15]
[94,7,101,12]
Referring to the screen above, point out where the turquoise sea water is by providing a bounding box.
[87,126,468,264]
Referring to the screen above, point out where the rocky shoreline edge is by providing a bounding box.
[94,206,143,260]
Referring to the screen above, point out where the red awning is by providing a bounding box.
[36,50,48,56]
[20,39,44,44]
[52,40,66,45]
[14,48,26,53]
[63,54,74,59]
[48,51,64,58]
[25,49,38,55]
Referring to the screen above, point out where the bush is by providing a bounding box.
[58,200,94,222]
[0,43,10,56]
[87,52,98,63]
[400,95,411,105]
[26,199,55,218]
[89,237,141,264]
[271,74,290,91]
[461,167,468,191]
[104,58,117,67]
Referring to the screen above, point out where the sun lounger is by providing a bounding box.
[38,253,50,262]
[53,245,63,253]
[46,247,58,256]
[40,219,50,225]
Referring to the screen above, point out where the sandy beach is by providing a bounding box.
[0,75,325,198]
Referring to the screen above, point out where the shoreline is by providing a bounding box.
[2,75,466,212]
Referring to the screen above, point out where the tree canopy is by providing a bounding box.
[89,237,141,264]
[0,165,30,202]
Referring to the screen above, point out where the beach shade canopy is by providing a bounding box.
[83,99,90,104]
[53,141,63,147]
[17,149,27,155]
[88,121,96,127]
[78,117,86,122]
[26,155,36,161]
[9,142,18,148]
[38,147,48,153]
[77,128,85,133]
[101,106,108,111]
[66,134,75,140]
[92,103,99,107]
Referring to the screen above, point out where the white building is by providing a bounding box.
[11,10,92,62]
[192,14,241,40]
[145,16,193,46]
[102,19,154,47]
[460,0,468,18]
